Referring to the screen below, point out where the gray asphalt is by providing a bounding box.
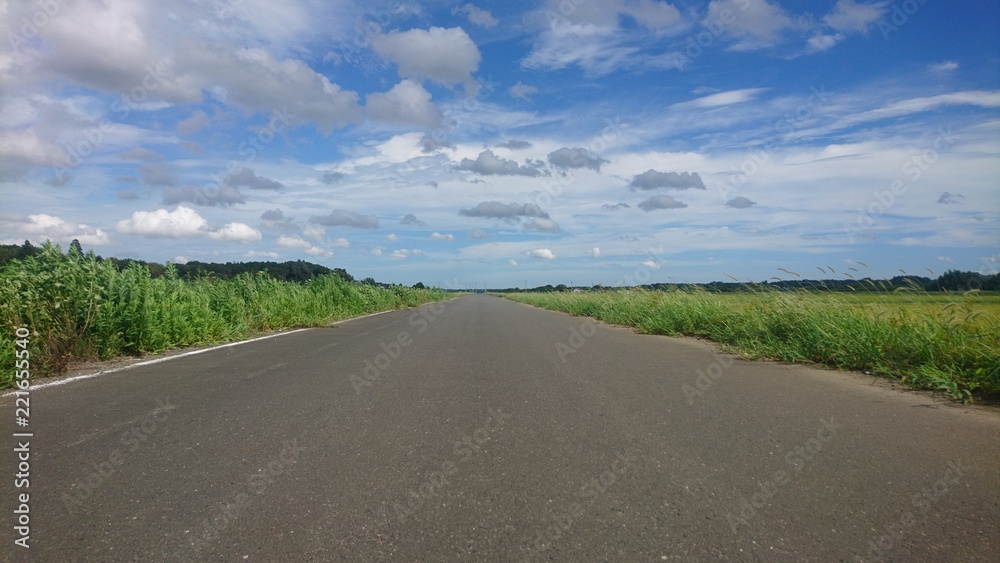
[4,294,998,561]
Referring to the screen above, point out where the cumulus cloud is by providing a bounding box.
[226,168,283,190]
[372,27,482,92]
[547,147,607,171]
[310,210,379,229]
[526,248,556,260]
[211,222,263,242]
[116,206,261,242]
[420,135,456,153]
[366,80,443,129]
[452,4,498,27]
[524,217,563,233]
[588,247,602,257]
[260,209,297,231]
[163,184,246,207]
[459,150,545,176]
[400,213,426,226]
[630,170,705,190]
[278,234,331,256]
[638,195,687,210]
[468,229,492,239]
[0,213,110,246]
[509,259,518,266]
[459,201,549,219]
[726,196,757,209]
[431,232,455,241]
[277,234,312,249]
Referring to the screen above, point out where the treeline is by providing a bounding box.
[0,241,352,283]
[508,271,1000,293]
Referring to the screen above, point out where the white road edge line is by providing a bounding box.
[5,307,408,395]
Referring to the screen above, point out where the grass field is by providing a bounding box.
[502,288,1000,403]
[1,243,449,383]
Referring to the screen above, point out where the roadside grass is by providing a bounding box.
[502,287,1000,403]
[1,242,449,383]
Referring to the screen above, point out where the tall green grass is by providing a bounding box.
[1,242,448,381]
[503,287,1000,403]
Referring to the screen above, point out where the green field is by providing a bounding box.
[502,288,1000,403]
[1,243,449,382]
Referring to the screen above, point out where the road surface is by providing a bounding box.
[4,294,998,561]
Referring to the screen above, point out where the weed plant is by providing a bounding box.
[1,242,447,381]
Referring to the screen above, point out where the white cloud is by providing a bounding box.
[206,222,262,243]
[640,259,661,269]
[928,61,959,73]
[331,237,350,248]
[387,233,399,241]
[806,33,844,52]
[366,80,442,129]
[588,247,602,257]
[823,0,886,34]
[372,27,482,92]
[452,4,498,28]
[704,0,794,50]
[431,232,455,241]
[0,213,110,246]
[116,206,209,238]
[526,248,556,260]
[684,88,768,108]
[509,81,538,100]
[115,206,260,242]
[509,259,518,266]
[277,234,312,249]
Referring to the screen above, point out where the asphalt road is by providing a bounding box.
[4,294,998,561]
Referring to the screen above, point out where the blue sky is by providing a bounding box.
[1,0,997,287]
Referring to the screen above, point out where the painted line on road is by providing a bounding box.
[9,329,312,394]
[5,307,419,395]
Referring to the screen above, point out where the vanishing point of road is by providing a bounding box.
[4,294,998,561]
